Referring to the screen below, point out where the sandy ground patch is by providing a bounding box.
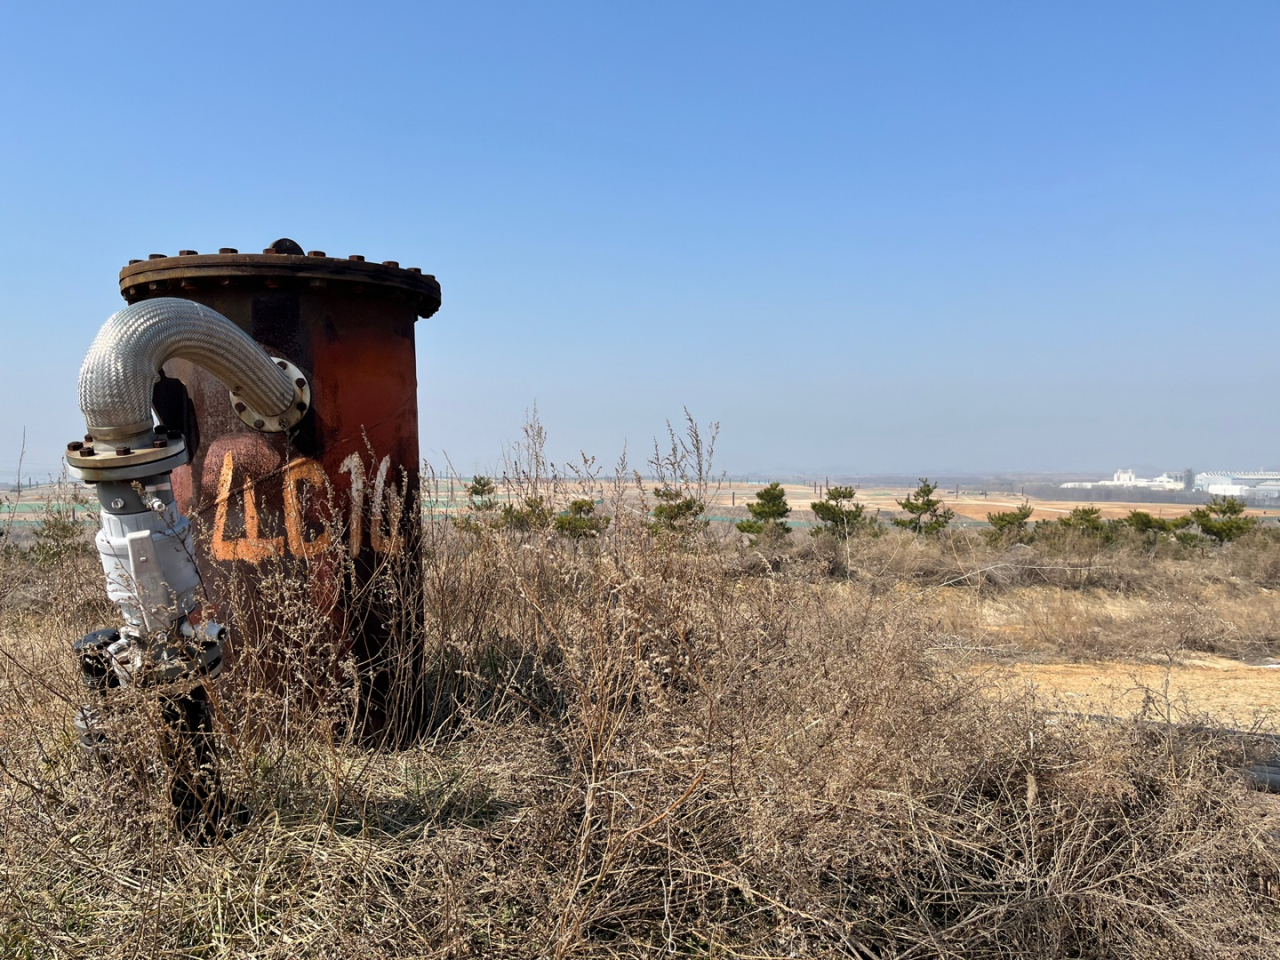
[976,656,1280,729]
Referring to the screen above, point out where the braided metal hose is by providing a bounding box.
[79,298,295,441]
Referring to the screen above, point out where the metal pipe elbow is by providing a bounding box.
[78,298,297,442]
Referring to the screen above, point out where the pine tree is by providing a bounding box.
[892,478,954,536]
[1124,510,1193,536]
[811,486,873,539]
[737,482,791,538]
[1190,496,1256,543]
[466,476,497,513]
[1039,505,1122,546]
[650,486,706,537]
[455,475,500,533]
[984,501,1033,545]
[1059,505,1105,532]
[499,495,553,531]
[555,499,611,539]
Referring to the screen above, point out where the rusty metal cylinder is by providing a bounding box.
[117,239,440,715]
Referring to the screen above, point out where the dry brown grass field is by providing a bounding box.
[4,440,1280,958]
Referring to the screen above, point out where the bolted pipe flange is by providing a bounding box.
[230,357,310,433]
[66,434,189,482]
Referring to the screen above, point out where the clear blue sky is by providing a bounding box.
[1,2,1276,481]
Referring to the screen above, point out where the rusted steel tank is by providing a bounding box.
[117,239,440,719]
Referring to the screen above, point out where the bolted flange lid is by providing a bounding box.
[119,238,441,319]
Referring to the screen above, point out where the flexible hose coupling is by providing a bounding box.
[78,297,303,442]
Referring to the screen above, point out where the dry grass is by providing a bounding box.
[3,435,1280,958]
[794,521,1280,662]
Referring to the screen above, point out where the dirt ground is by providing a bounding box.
[974,656,1280,729]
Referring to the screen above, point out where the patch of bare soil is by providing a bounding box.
[979,655,1280,728]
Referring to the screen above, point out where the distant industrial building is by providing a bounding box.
[1060,468,1280,500]
[1061,469,1186,492]
[1193,472,1280,499]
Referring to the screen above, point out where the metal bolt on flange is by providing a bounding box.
[118,238,441,321]
[230,356,310,434]
[67,436,189,481]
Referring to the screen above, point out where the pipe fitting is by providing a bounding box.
[78,298,300,442]
[230,356,311,433]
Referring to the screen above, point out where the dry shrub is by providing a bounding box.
[2,449,1279,957]
[927,577,1280,665]
[1220,529,1280,588]
[808,526,1157,596]
[790,521,1280,664]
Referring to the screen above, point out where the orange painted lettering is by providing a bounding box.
[212,451,284,562]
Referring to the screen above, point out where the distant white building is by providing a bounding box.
[1254,480,1280,500]
[1194,472,1280,499]
[1061,469,1185,491]
[1203,483,1252,497]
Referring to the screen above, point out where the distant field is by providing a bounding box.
[7,481,1276,531]
[710,482,1276,525]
